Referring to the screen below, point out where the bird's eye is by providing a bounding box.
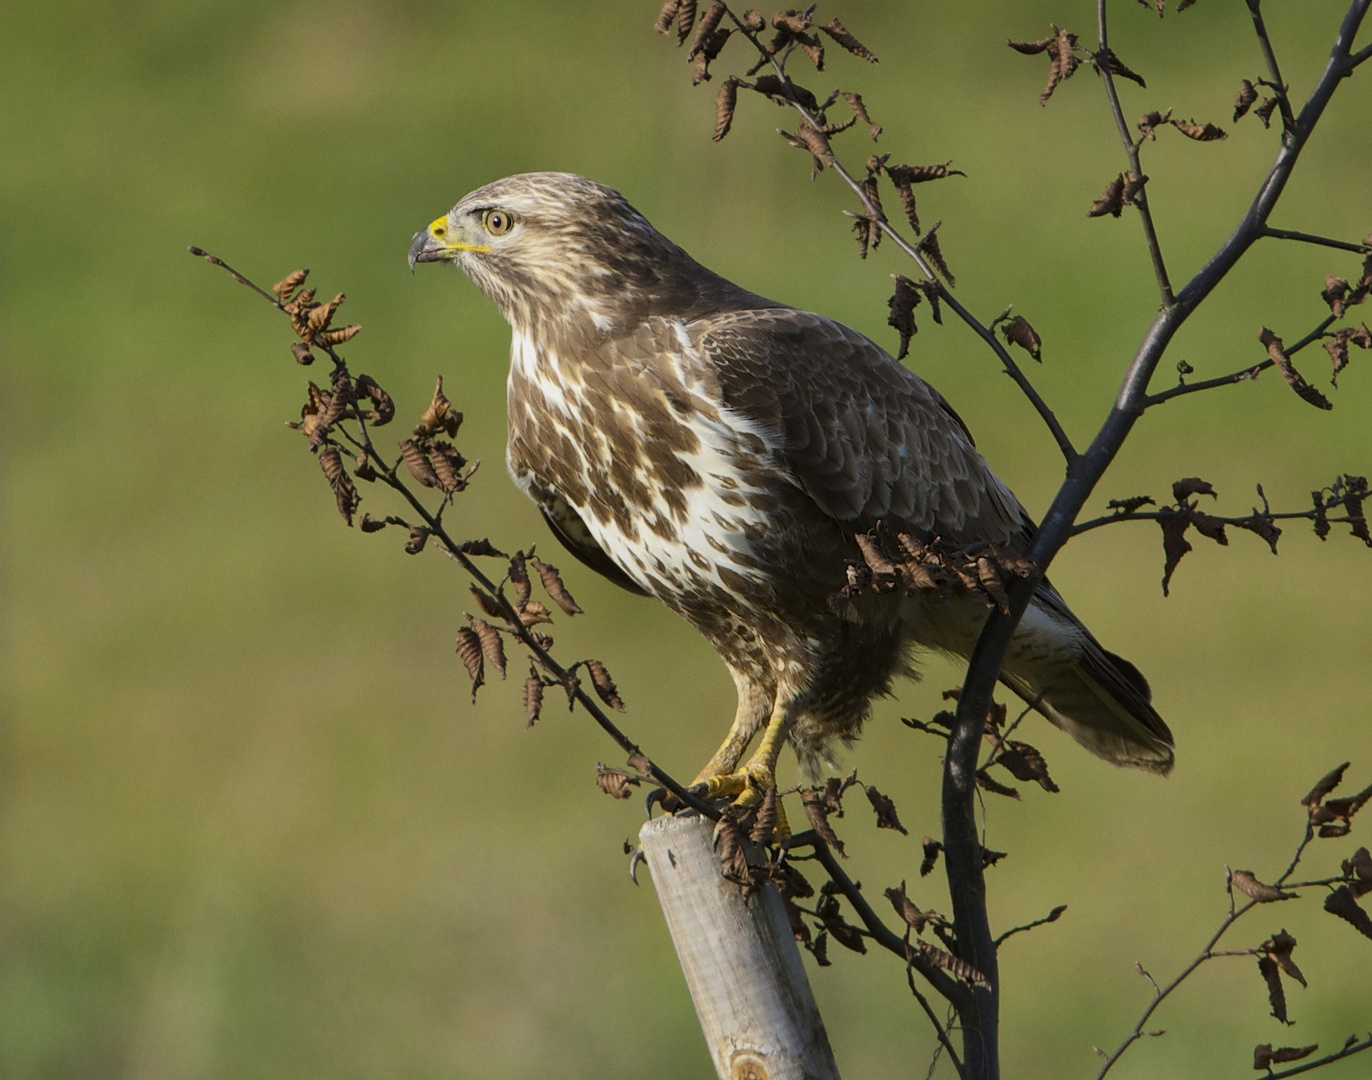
[482,209,514,236]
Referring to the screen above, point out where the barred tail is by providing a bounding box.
[999,591,1175,774]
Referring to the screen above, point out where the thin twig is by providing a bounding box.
[1146,315,1337,406]
[1246,0,1299,135]
[1262,226,1372,254]
[1095,1,1175,306]
[993,904,1066,950]
[189,246,720,821]
[722,7,1079,468]
[799,831,970,1009]
[1262,1036,1372,1080]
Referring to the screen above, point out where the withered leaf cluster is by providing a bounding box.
[800,770,859,855]
[1256,929,1304,1024]
[401,377,476,494]
[1000,314,1043,361]
[1007,25,1080,106]
[886,274,942,360]
[1087,171,1147,219]
[274,269,361,362]
[1311,475,1372,548]
[1103,477,1301,596]
[840,527,1036,616]
[1232,77,1283,129]
[1260,328,1333,411]
[1135,108,1227,143]
[1254,1044,1318,1071]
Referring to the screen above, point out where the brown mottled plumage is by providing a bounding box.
[410,172,1173,782]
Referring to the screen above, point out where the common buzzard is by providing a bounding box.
[410,173,1173,799]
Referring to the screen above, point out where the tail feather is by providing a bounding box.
[1000,592,1175,774]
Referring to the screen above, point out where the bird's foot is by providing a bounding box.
[690,764,790,844]
[691,761,774,807]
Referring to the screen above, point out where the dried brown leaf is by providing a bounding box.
[654,0,679,34]
[887,274,920,360]
[884,880,929,934]
[1325,886,1372,941]
[1002,315,1042,360]
[976,769,1021,799]
[530,557,583,615]
[1257,954,1290,1024]
[1323,276,1351,320]
[403,525,430,554]
[596,763,635,799]
[801,787,845,855]
[399,439,439,488]
[359,513,386,533]
[1254,1045,1319,1070]
[1088,173,1127,218]
[1137,107,1172,139]
[1234,79,1258,121]
[1232,870,1296,902]
[319,448,361,525]
[920,837,942,877]
[508,551,533,610]
[676,0,697,44]
[416,376,462,438]
[353,373,395,426]
[1263,930,1306,986]
[919,223,955,287]
[750,784,779,844]
[1303,762,1349,806]
[996,741,1059,792]
[273,268,309,300]
[1102,48,1146,88]
[524,667,544,727]
[688,0,726,57]
[865,784,908,834]
[912,939,990,988]
[1042,25,1080,105]
[821,17,877,63]
[1173,477,1217,502]
[455,627,484,700]
[1158,510,1192,596]
[714,76,741,141]
[1254,96,1279,128]
[1007,36,1053,56]
[518,600,553,628]
[713,813,752,883]
[842,91,880,139]
[1121,170,1148,203]
[1261,327,1333,410]
[468,585,506,622]
[585,659,625,712]
[1171,117,1228,141]
[291,342,315,366]
[470,617,507,679]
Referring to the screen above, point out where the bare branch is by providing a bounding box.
[1094,2,1174,305]
[1259,1036,1372,1080]
[721,7,1079,468]
[1245,0,1299,133]
[1263,226,1372,254]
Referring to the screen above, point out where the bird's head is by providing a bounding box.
[409,172,727,336]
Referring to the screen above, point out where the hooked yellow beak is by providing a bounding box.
[408,216,490,272]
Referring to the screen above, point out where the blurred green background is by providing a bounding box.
[3,1,1371,1076]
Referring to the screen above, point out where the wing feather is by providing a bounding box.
[692,308,1032,547]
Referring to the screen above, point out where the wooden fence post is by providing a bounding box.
[638,813,842,1080]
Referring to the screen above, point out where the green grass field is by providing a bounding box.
[3,1,1371,1076]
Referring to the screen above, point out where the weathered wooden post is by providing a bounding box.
[638,813,841,1080]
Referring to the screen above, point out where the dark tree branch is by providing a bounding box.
[1262,226,1372,254]
[992,904,1066,950]
[945,7,1368,1076]
[1095,1,1175,306]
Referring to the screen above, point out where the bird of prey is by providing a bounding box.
[410,172,1173,801]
